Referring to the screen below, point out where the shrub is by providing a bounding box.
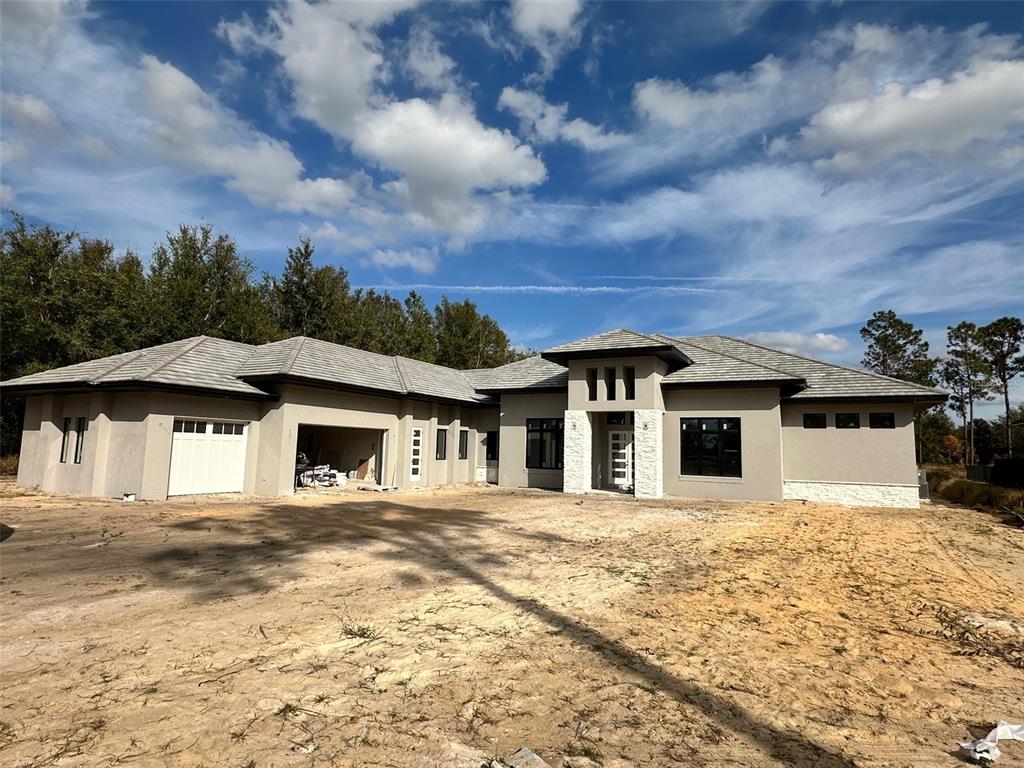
[0,455,18,475]
[926,467,1024,514]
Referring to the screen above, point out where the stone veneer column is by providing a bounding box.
[563,410,592,494]
[633,409,664,499]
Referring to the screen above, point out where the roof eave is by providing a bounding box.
[541,345,692,367]
[0,379,278,401]
[243,372,496,408]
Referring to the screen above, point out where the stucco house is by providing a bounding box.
[1,329,946,507]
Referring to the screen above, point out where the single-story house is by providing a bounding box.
[0,329,946,507]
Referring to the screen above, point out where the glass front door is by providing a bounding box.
[608,430,634,490]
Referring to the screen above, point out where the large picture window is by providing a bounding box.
[526,418,563,470]
[681,417,741,478]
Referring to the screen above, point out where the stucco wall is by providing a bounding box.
[498,391,568,489]
[567,356,666,412]
[662,387,783,501]
[780,402,918,485]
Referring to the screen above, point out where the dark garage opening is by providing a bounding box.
[296,424,386,490]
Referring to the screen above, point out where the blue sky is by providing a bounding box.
[1,1,1022,411]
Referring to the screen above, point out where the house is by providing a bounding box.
[0,329,946,507]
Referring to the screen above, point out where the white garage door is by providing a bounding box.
[168,419,247,496]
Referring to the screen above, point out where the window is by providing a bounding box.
[410,427,422,478]
[195,421,207,434]
[623,366,636,400]
[604,367,616,400]
[486,431,499,461]
[607,411,627,426]
[681,418,741,478]
[526,418,563,470]
[458,429,469,460]
[869,412,895,429]
[836,413,860,429]
[802,413,827,429]
[73,417,87,464]
[436,428,447,460]
[59,417,71,463]
[586,368,598,401]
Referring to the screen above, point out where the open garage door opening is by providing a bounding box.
[295,424,386,491]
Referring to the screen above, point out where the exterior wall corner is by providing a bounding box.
[563,410,592,494]
[633,409,664,499]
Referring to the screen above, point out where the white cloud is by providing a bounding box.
[367,247,440,274]
[139,55,354,215]
[0,184,15,206]
[796,60,1024,171]
[508,0,584,80]
[405,23,457,91]
[1,92,62,136]
[220,0,547,238]
[498,86,627,151]
[743,331,849,356]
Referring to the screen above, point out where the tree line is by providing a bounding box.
[859,310,1024,464]
[0,215,524,456]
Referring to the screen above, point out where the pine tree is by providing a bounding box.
[978,317,1024,457]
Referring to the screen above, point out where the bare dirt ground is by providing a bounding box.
[1,479,1022,768]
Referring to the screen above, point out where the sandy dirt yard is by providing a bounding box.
[1,480,1022,768]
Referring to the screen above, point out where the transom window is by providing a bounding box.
[526,418,564,470]
[802,413,827,429]
[681,417,741,478]
[836,413,861,429]
[869,412,895,429]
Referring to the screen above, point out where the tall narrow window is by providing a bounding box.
[458,429,469,460]
[410,427,422,479]
[681,417,742,478]
[604,367,616,400]
[586,368,598,401]
[486,431,499,461]
[73,417,87,464]
[526,418,564,469]
[59,417,71,463]
[623,366,636,400]
[436,429,447,460]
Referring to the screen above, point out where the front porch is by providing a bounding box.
[563,409,664,499]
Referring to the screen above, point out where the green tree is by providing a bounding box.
[403,291,437,362]
[860,310,937,384]
[978,316,1024,457]
[433,297,518,369]
[972,418,996,465]
[147,225,277,345]
[266,237,353,342]
[944,322,995,465]
[916,409,956,464]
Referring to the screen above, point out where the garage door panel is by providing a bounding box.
[169,420,247,496]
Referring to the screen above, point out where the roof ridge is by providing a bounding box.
[284,336,307,373]
[656,333,804,380]
[714,335,944,394]
[138,336,208,380]
[88,347,149,383]
[392,357,411,394]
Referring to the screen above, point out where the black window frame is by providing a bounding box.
[485,431,499,461]
[836,413,861,429]
[802,413,827,429]
[458,428,469,460]
[59,417,71,463]
[586,368,598,401]
[680,417,742,478]
[623,366,636,400]
[73,416,87,464]
[435,428,447,460]
[525,418,564,470]
[869,412,895,429]
[604,367,616,400]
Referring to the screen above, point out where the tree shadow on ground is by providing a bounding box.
[139,495,855,767]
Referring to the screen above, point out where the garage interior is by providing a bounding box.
[296,424,385,489]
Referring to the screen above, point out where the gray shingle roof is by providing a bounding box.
[464,356,569,391]
[395,356,492,403]
[0,337,269,397]
[545,328,670,354]
[655,335,804,386]
[679,335,946,401]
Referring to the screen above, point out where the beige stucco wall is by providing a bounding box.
[781,402,918,485]
[662,387,784,501]
[567,356,666,412]
[498,391,568,489]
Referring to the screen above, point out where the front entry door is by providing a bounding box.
[608,430,634,490]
